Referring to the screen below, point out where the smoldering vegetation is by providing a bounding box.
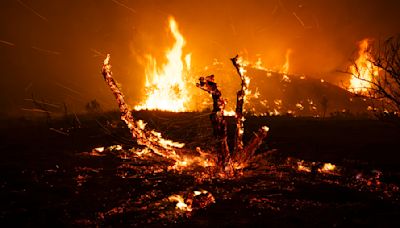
[1,111,400,226]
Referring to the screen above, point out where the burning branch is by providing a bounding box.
[196,75,230,167]
[230,55,247,154]
[236,126,269,166]
[102,54,184,161]
[230,55,269,167]
[102,55,219,172]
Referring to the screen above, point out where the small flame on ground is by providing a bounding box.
[193,189,208,196]
[168,194,192,211]
[318,163,336,174]
[224,110,236,116]
[262,126,270,132]
[297,161,311,172]
[94,147,105,153]
[296,103,304,110]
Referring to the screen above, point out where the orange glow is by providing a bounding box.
[102,52,270,176]
[168,194,192,211]
[318,163,336,174]
[135,17,191,112]
[102,54,219,175]
[349,39,379,94]
[235,56,252,105]
[297,165,311,173]
[253,57,268,71]
[280,49,292,75]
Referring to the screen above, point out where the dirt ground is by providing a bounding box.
[1,111,400,227]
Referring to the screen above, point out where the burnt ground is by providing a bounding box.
[1,111,400,227]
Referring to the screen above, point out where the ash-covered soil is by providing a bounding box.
[1,111,400,227]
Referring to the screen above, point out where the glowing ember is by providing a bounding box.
[224,110,236,116]
[193,190,208,196]
[297,161,311,172]
[234,56,252,104]
[168,194,192,211]
[108,145,123,151]
[94,147,104,153]
[349,38,379,94]
[318,163,336,174]
[135,17,191,112]
[296,103,304,110]
[254,57,268,71]
[167,190,215,215]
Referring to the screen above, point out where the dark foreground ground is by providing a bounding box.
[1,111,400,227]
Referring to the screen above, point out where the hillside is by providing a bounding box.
[244,68,371,116]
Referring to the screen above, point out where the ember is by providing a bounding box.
[169,194,192,212]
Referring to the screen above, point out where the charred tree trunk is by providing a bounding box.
[230,55,246,155]
[230,55,270,167]
[196,75,230,167]
[197,55,270,170]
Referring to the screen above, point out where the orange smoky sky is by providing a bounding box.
[0,0,399,115]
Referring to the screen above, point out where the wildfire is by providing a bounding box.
[135,17,191,112]
[102,54,220,174]
[349,38,379,94]
[103,45,270,176]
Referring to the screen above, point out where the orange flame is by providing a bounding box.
[235,56,252,105]
[280,49,292,82]
[349,39,379,94]
[318,163,336,174]
[168,194,192,211]
[102,54,218,175]
[280,49,292,75]
[297,161,311,173]
[135,17,191,112]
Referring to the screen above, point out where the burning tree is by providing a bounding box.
[196,75,230,167]
[101,54,269,175]
[349,36,400,113]
[196,55,269,170]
